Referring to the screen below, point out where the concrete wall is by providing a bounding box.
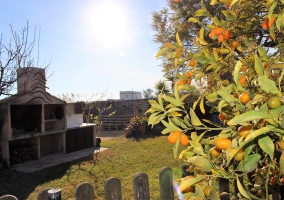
[120,91,142,100]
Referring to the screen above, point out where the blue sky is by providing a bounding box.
[0,0,167,100]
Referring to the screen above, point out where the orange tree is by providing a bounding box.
[147,0,284,199]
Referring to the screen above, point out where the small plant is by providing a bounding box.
[124,115,149,138]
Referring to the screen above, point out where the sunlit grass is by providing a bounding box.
[0,133,184,199]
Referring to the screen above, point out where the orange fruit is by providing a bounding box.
[262,17,275,30]
[168,131,188,146]
[233,93,238,98]
[257,190,263,196]
[225,4,230,8]
[267,97,281,109]
[270,177,277,185]
[186,79,192,85]
[264,63,269,68]
[231,41,238,48]
[180,134,189,146]
[165,42,172,48]
[176,47,183,52]
[209,30,216,38]
[278,141,284,150]
[223,30,231,40]
[168,131,181,144]
[239,75,246,85]
[189,59,196,67]
[230,148,244,161]
[183,176,195,193]
[219,113,226,121]
[176,52,181,58]
[178,79,185,85]
[210,147,222,158]
[214,27,224,35]
[203,186,213,197]
[272,72,279,79]
[242,66,249,72]
[185,71,193,77]
[238,124,252,137]
[218,34,224,43]
[258,119,266,128]
[239,93,250,104]
[174,0,179,2]
[215,138,232,150]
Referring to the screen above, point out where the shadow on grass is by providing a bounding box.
[0,155,95,200]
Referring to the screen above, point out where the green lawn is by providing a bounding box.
[0,133,184,200]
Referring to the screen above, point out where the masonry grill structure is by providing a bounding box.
[0,67,96,167]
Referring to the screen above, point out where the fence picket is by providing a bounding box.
[219,178,230,200]
[37,188,50,200]
[133,172,150,200]
[0,195,18,200]
[104,177,122,200]
[159,167,174,200]
[75,182,94,200]
[1,166,283,199]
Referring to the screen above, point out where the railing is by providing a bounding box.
[1,166,283,200]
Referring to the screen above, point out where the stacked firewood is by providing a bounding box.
[9,145,38,165]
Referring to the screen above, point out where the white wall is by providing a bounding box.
[120,91,142,100]
[67,114,83,127]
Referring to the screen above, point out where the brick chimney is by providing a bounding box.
[17,67,46,94]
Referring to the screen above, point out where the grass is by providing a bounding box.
[0,132,184,200]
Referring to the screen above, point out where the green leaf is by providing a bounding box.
[236,154,261,173]
[230,0,239,6]
[163,95,181,107]
[161,127,180,134]
[176,32,183,47]
[258,135,274,159]
[195,55,210,65]
[158,93,163,108]
[174,82,181,104]
[200,97,205,114]
[244,142,255,162]
[220,49,230,54]
[258,46,268,61]
[190,108,204,126]
[258,75,279,94]
[236,176,251,200]
[268,1,277,21]
[155,47,168,58]
[244,127,272,142]
[270,105,284,120]
[227,111,272,126]
[221,10,236,21]
[206,91,218,102]
[179,175,205,192]
[188,156,213,171]
[195,9,210,17]
[188,17,199,23]
[280,151,284,173]
[218,86,235,103]
[269,23,276,41]
[254,54,264,76]
[168,117,182,130]
[210,0,218,5]
[167,51,176,59]
[233,61,246,92]
[276,13,284,31]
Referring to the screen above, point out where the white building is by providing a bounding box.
[120,91,141,100]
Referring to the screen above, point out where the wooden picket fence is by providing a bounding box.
[1,166,284,200]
